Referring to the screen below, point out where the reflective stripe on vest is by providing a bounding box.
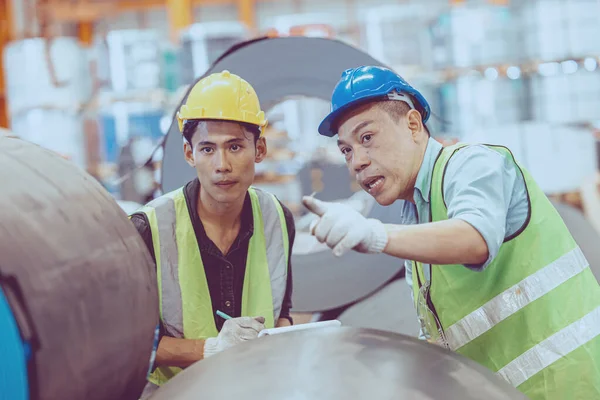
[497,304,600,388]
[421,142,600,400]
[137,185,289,386]
[446,246,589,350]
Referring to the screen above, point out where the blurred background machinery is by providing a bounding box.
[3,0,600,358]
[3,0,600,205]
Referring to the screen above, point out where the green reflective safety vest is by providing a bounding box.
[135,186,290,386]
[412,143,600,400]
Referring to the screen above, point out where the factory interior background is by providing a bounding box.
[4,0,600,333]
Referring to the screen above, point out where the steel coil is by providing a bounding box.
[151,327,527,400]
[0,136,158,400]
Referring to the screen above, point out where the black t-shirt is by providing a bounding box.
[130,178,295,335]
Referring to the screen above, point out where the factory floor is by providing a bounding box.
[292,278,420,337]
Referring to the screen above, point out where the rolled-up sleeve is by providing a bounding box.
[443,145,519,271]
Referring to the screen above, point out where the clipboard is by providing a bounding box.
[258,320,342,338]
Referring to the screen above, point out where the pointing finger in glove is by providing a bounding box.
[302,196,330,217]
[304,196,389,256]
[312,212,336,243]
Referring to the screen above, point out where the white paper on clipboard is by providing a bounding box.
[258,320,342,338]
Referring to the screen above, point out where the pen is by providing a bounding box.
[216,310,232,320]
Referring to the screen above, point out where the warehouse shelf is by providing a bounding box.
[399,55,600,87]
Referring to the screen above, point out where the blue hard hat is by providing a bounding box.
[318,65,431,137]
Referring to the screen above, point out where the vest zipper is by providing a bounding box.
[415,203,448,347]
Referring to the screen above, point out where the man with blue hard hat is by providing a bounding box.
[303,65,600,400]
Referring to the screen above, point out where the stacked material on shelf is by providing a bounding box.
[439,71,525,135]
[529,64,600,123]
[462,121,597,195]
[93,30,169,200]
[517,0,600,62]
[429,4,518,70]
[362,4,432,78]
[3,37,92,114]
[179,22,250,85]
[3,37,92,169]
[103,29,163,93]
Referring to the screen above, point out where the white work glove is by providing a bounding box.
[203,316,265,358]
[302,196,388,257]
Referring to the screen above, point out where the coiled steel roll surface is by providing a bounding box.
[0,137,158,399]
[151,327,527,400]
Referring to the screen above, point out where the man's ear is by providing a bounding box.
[407,109,424,142]
[255,136,267,163]
[183,140,195,167]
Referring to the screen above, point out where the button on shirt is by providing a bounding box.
[403,138,530,296]
[130,178,295,335]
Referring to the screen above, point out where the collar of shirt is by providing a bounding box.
[400,137,443,225]
[401,137,443,285]
[414,137,443,205]
[184,178,254,254]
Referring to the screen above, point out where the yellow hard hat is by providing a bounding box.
[176,70,267,133]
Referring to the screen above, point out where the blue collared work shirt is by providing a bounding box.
[402,138,529,302]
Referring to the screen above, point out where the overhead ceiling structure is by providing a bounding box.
[160,36,406,313]
[151,327,528,400]
[0,136,158,400]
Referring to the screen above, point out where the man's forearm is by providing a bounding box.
[383,219,488,265]
[154,336,206,369]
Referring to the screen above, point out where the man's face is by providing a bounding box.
[336,104,426,205]
[184,120,266,204]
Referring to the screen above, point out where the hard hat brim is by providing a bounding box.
[178,109,267,134]
[318,93,383,137]
[183,115,266,128]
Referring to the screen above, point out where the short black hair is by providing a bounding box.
[182,120,261,145]
[377,98,431,136]
[332,97,430,136]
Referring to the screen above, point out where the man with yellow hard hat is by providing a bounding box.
[130,70,295,397]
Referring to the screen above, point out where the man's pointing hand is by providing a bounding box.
[301,195,389,257]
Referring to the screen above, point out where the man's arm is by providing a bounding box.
[382,219,488,265]
[155,316,266,367]
[303,146,521,267]
[155,337,207,368]
[277,200,295,327]
[381,145,520,267]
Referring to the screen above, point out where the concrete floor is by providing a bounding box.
[338,278,420,337]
